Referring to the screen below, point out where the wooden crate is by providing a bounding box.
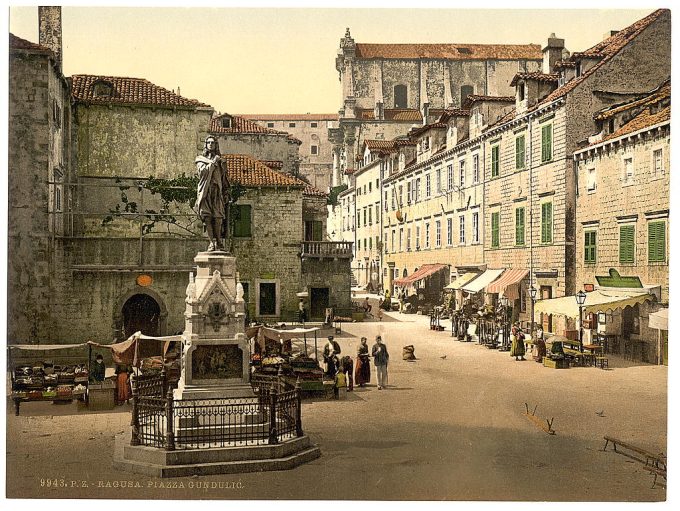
[87,384,115,410]
[543,357,569,369]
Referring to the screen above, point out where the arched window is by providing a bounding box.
[394,84,408,109]
[403,269,408,278]
[460,85,474,106]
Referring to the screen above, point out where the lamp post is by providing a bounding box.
[499,295,509,349]
[529,286,537,338]
[576,290,587,352]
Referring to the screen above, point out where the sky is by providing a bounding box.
[7,4,654,115]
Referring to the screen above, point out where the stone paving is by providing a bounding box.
[6,299,667,501]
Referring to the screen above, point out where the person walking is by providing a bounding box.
[371,335,389,390]
[510,325,526,361]
[355,337,371,387]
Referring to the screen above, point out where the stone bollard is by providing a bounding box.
[268,382,278,445]
[130,374,140,446]
[165,385,175,451]
[295,376,303,437]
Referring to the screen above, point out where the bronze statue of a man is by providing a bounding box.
[195,136,230,252]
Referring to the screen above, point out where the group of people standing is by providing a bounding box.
[323,334,390,395]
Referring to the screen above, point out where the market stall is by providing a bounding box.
[394,263,449,314]
[8,343,90,416]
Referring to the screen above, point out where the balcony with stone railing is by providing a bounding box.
[301,241,353,259]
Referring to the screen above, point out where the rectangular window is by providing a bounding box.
[459,215,465,244]
[289,122,296,128]
[425,223,431,249]
[416,225,421,250]
[415,178,421,202]
[648,221,666,263]
[310,122,318,128]
[304,220,323,241]
[541,124,553,163]
[436,169,442,193]
[258,282,277,316]
[375,204,379,221]
[358,238,361,251]
[391,230,396,252]
[233,204,252,237]
[491,145,500,178]
[407,228,412,251]
[368,207,372,225]
[311,145,318,155]
[399,228,403,251]
[472,212,479,243]
[363,208,367,227]
[623,157,634,183]
[426,174,431,198]
[541,202,553,244]
[491,211,500,248]
[459,160,466,188]
[369,237,373,250]
[267,122,275,128]
[584,231,597,263]
[515,207,525,246]
[368,182,372,193]
[515,135,525,169]
[387,190,391,211]
[436,220,441,247]
[407,181,412,204]
[447,164,454,190]
[619,225,635,264]
[653,149,664,174]
[447,218,453,246]
[473,154,480,183]
[398,185,403,208]
[587,167,596,193]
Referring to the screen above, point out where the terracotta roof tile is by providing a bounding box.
[355,43,541,60]
[540,9,667,106]
[409,122,447,138]
[510,72,559,87]
[211,114,286,135]
[260,160,284,169]
[600,105,670,143]
[238,114,338,121]
[595,80,670,120]
[554,60,577,69]
[70,75,211,108]
[9,33,51,53]
[437,109,470,123]
[287,134,303,145]
[356,108,423,122]
[363,139,416,156]
[463,95,514,109]
[303,184,329,197]
[223,154,304,188]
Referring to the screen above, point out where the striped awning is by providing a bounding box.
[486,268,529,295]
[461,269,505,294]
[445,272,479,290]
[394,263,448,287]
[534,289,654,319]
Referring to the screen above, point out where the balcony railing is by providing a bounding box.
[301,241,353,259]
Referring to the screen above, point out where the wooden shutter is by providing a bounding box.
[515,135,525,169]
[648,221,666,262]
[492,146,499,177]
[541,202,552,243]
[542,124,552,162]
[491,212,500,248]
[584,231,596,263]
[515,207,525,245]
[234,205,252,238]
[619,225,635,264]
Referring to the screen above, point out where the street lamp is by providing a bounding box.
[575,290,587,352]
[529,286,537,338]
[499,295,509,349]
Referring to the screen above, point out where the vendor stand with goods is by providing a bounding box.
[8,343,91,416]
[247,325,325,393]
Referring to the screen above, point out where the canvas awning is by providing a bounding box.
[8,343,89,351]
[445,272,479,290]
[648,308,668,331]
[486,268,529,295]
[534,289,654,319]
[461,269,505,294]
[394,263,448,287]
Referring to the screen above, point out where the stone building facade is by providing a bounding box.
[241,114,338,192]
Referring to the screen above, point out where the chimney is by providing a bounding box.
[542,33,565,74]
[39,6,62,72]
[603,30,619,40]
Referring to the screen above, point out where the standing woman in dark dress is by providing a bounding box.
[355,337,371,387]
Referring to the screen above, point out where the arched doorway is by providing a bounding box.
[123,294,161,339]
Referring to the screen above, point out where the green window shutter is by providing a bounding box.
[491,212,500,248]
[515,136,525,169]
[491,146,499,178]
[541,202,552,244]
[515,207,525,245]
[619,225,635,264]
[584,231,596,263]
[233,205,252,238]
[541,124,552,162]
[648,221,666,262]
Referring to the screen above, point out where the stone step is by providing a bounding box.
[114,444,321,478]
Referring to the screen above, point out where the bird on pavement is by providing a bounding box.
[595,410,606,417]
[440,355,447,360]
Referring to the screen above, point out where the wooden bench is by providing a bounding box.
[603,436,667,471]
[595,356,609,369]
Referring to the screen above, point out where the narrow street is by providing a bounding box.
[6,303,667,501]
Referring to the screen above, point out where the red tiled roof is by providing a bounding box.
[9,33,51,53]
[356,108,423,122]
[287,134,303,145]
[540,9,667,106]
[463,95,515,109]
[303,184,329,197]
[595,80,670,120]
[344,168,356,175]
[600,105,670,143]
[355,43,541,61]
[210,114,286,135]
[510,72,559,87]
[238,114,338,121]
[409,122,447,138]
[363,139,416,155]
[554,60,577,69]
[70,75,211,108]
[437,109,470,123]
[260,160,284,170]
[223,154,304,188]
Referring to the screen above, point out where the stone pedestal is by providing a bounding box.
[174,251,253,400]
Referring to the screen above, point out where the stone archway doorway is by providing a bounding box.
[123,293,161,338]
